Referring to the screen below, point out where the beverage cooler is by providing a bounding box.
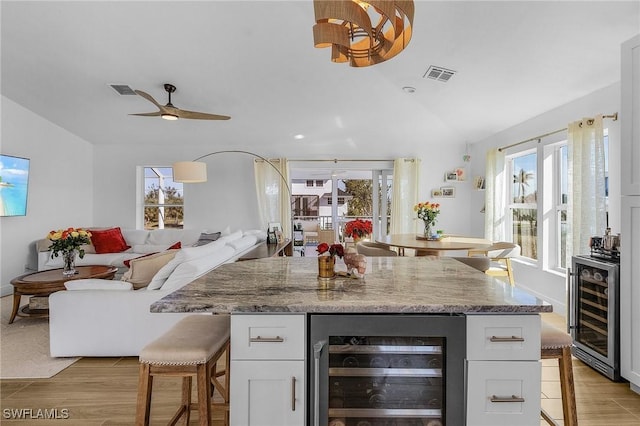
[569,255,620,380]
[309,314,466,426]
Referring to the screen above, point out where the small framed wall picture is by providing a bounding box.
[454,167,466,181]
[445,171,458,182]
[441,187,456,198]
[431,189,443,197]
[473,176,485,190]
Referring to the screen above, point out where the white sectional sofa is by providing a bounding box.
[47,228,264,357]
[36,227,218,277]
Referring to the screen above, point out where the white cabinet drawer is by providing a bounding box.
[467,315,540,361]
[231,314,305,360]
[467,360,541,426]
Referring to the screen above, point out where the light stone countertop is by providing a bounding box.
[150,257,552,314]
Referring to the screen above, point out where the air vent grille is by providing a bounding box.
[110,84,136,95]
[423,66,456,82]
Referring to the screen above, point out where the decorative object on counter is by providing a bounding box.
[312,0,414,68]
[344,219,373,243]
[317,243,344,278]
[343,249,367,278]
[46,228,92,276]
[414,201,440,240]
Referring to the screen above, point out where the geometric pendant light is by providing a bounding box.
[313,0,414,67]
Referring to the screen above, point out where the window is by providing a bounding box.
[508,151,538,260]
[143,167,184,230]
[505,129,608,271]
[292,195,319,217]
[557,144,569,268]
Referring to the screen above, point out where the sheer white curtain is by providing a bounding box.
[567,115,606,264]
[254,158,291,238]
[390,158,421,234]
[485,148,507,242]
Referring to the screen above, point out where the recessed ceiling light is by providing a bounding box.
[402,86,416,93]
[294,134,305,140]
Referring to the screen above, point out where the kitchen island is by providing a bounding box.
[151,256,551,426]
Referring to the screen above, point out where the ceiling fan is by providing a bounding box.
[131,83,231,121]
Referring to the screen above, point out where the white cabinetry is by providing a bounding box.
[621,33,640,393]
[621,196,640,391]
[230,314,306,426]
[466,314,541,426]
[621,34,640,195]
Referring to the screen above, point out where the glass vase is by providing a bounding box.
[423,221,433,239]
[318,255,336,279]
[62,250,77,276]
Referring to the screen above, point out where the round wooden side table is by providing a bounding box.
[8,265,118,324]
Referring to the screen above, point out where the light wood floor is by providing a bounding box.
[1,314,639,425]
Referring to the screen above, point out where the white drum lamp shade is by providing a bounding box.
[172,161,207,183]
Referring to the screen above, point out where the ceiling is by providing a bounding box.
[2,1,639,157]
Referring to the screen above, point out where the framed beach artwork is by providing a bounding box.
[0,154,30,217]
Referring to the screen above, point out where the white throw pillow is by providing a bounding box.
[146,239,226,290]
[65,279,133,291]
[228,234,258,251]
[121,229,150,246]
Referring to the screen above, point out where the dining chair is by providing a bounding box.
[468,242,521,286]
[452,256,491,272]
[356,241,398,257]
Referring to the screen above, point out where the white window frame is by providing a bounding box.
[506,148,539,263]
[139,166,184,230]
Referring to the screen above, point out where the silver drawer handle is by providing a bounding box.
[491,395,525,403]
[250,335,284,343]
[291,376,296,411]
[490,335,525,343]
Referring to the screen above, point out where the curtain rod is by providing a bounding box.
[288,158,393,162]
[498,113,618,152]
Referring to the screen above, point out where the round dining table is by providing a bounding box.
[375,234,491,256]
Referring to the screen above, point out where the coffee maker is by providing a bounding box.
[589,228,620,261]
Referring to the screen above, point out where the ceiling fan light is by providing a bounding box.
[161,113,179,121]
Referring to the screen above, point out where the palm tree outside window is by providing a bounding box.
[508,152,537,259]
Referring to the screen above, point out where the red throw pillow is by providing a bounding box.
[123,242,181,267]
[167,241,181,250]
[90,227,130,254]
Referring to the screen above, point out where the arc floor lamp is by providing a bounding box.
[172,150,292,237]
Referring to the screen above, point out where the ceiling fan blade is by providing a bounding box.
[134,90,164,109]
[176,109,231,120]
[129,112,163,117]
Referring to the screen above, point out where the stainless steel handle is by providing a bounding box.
[490,394,525,403]
[489,336,525,343]
[249,336,284,343]
[291,376,296,411]
[568,267,576,332]
[313,340,326,426]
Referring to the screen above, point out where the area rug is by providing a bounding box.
[0,295,79,379]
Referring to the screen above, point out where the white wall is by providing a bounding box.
[91,144,472,237]
[468,83,622,314]
[91,146,263,232]
[0,96,94,296]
